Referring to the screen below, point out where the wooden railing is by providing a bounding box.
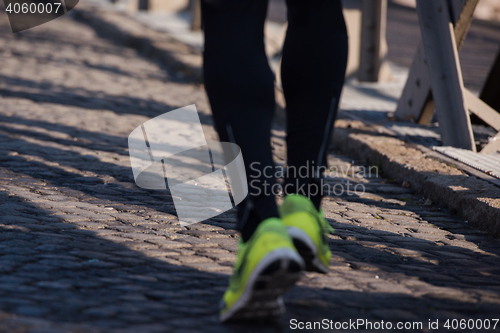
[359,0,391,82]
[396,0,500,152]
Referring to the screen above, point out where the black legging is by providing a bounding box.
[201,0,348,242]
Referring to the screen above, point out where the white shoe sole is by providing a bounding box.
[219,248,304,322]
[287,226,329,274]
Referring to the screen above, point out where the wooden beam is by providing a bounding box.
[395,0,479,122]
[480,131,500,154]
[464,89,500,131]
[190,0,202,31]
[395,42,433,122]
[358,0,391,82]
[450,0,478,47]
[418,97,435,125]
[415,0,475,150]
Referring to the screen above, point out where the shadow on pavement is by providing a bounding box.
[1,189,500,332]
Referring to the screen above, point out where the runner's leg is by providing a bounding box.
[202,0,277,242]
[281,0,348,209]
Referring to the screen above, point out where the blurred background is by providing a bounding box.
[110,0,500,92]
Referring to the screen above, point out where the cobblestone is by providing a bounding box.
[0,9,498,333]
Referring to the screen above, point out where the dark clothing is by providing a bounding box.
[201,0,348,242]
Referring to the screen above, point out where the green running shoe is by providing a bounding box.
[219,218,304,322]
[279,194,334,274]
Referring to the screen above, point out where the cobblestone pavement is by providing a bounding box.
[0,14,500,333]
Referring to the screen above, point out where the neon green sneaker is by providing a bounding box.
[279,194,334,274]
[219,218,304,322]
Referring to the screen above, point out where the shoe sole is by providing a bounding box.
[287,226,329,274]
[220,248,304,323]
